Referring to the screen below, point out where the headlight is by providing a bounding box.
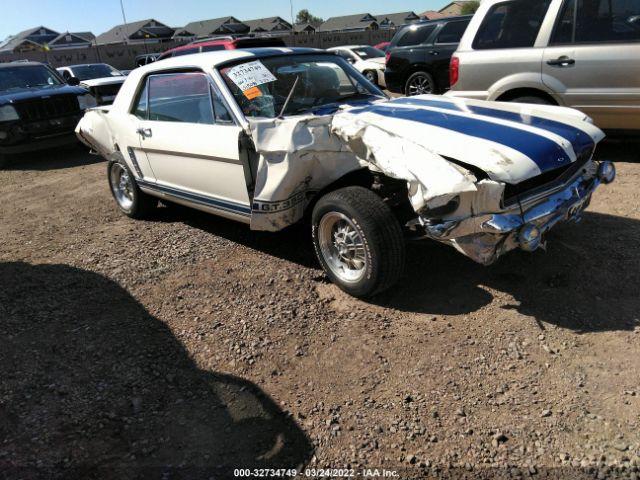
[77,94,97,110]
[0,105,19,121]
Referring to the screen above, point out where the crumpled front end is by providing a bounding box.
[420,159,615,265]
[329,95,612,265]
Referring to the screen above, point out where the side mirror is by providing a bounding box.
[67,77,80,86]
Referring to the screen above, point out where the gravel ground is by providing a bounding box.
[0,141,639,480]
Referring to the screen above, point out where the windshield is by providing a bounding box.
[69,64,121,80]
[352,47,385,60]
[0,65,63,91]
[219,54,384,118]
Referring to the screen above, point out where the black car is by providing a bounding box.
[0,61,95,167]
[385,15,472,96]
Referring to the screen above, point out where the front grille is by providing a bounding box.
[14,95,80,122]
[503,149,593,206]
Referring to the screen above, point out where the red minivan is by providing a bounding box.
[158,37,287,60]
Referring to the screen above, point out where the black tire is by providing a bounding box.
[107,152,157,219]
[312,186,405,298]
[405,71,435,96]
[363,70,378,86]
[0,154,7,169]
[507,95,554,105]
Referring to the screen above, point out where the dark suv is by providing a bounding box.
[385,15,472,96]
[0,61,95,167]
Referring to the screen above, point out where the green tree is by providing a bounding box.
[296,9,324,26]
[460,1,480,14]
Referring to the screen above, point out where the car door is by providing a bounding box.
[542,0,640,129]
[431,19,471,89]
[134,71,251,218]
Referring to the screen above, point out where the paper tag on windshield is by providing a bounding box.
[243,86,262,100]
[226,61,277,92]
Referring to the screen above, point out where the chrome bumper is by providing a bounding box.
[420,161,615,265]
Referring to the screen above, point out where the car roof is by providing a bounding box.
[328,45,368,50]
[62,63,111,68]
[0,61,45,68]
[140,47,324,72]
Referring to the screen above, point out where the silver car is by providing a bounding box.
[447,0,640,131]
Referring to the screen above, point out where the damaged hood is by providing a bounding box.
[332,95,605,184]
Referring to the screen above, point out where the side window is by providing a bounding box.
[133,81,149,120]
[551,0,640,45]
[173,47,200,57]
[202,44,225,52]
[211,85,234,124]
[335,50,355,62]
[396,25,437,47]
[472,0,552,49]
[435,20,470,44]
[147,73,214,124]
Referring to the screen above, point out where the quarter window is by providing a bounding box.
[551,0,640,44]
[147,73,214,124]
[435,20,470,44]
[395,25,436,47]
[472,0,552,49]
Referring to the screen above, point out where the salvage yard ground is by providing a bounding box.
[0,141,639,478]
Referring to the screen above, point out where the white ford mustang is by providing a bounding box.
[76,47,615,298]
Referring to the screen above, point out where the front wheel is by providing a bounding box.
[312,186,405,298]
[364,70,378,85]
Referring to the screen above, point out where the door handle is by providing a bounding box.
[547,56,575,67]
[429,50,440,55]
[136,127,152,138]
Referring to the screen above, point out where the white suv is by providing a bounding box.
[447,0,640,132]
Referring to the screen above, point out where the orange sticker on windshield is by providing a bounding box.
[244,86,262,100]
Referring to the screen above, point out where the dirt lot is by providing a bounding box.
[1,141,639,479]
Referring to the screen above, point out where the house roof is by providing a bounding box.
[420,10,447,20]
[317,13,378,32]
[375,11,420,27]
[243,16,292,33]
[293,23,316,32]
[438,1,473,12]
[49,31,94,45]
[73,31,95,41]
[0,26,59,52]
[180,16,248,38]
[95,19,174,45]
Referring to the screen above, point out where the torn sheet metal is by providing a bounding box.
[332,96,604,184]
[248,115,363,231]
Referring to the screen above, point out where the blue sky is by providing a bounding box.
[1,0,444,39]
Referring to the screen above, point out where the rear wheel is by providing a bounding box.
[506,95,553,105]
[312,186,405,298]
[108,153,157,219]
[405,71,435,96]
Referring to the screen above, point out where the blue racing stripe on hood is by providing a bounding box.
[392,97,595,159]
[349,103,575,173]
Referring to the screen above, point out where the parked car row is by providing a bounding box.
[382,0,640,132]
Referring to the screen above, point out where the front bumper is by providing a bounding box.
[420,161,614,265]
[0,114,82,155]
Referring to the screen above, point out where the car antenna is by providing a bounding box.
[278,75,300,119]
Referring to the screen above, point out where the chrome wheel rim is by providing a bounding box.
[110,163,134,210]
[318,212,367,284]
[407,74,433,96]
